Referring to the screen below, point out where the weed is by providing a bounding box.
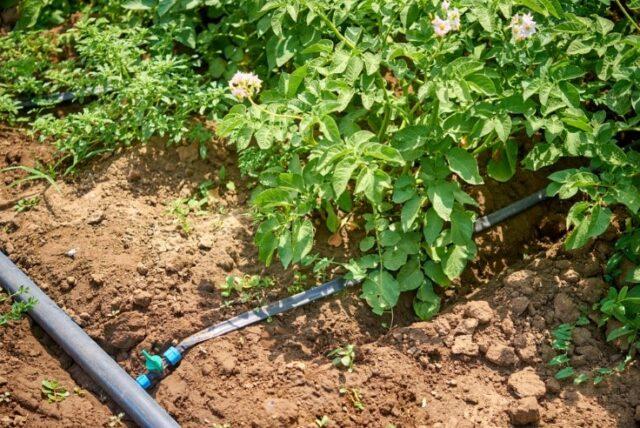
[0,392,11,404]
[2,165,58,191]
[328,344,356,372]
[14,196,40,212]
[0,286,37,327]
[287,272,308,295]
[219,274,274,303]
[41,379,69,403]
[166,180,216,234]
[315,415,330,427]
[339,387,365,412]
[107,413,125,427]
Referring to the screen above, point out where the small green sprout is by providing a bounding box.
[41,379,69,403]
[328,344,356,372]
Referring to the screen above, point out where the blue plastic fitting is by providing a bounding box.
[163,347,182,366]
[136,373,152,390]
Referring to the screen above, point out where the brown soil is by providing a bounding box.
[1,128,639,427]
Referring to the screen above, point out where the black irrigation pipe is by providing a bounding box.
[134,188,553,389]
[0,253,180,428]
[16,87,109,110]
[17,91,77,110]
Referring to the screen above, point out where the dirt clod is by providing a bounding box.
[554,292,580,323]
[464,300,493,324]
[451,334,480,356]
[509,397,541,426]
[511,296,530,316]
[508,368,546,398]
[485,343,518,366]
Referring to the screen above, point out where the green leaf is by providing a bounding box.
[487,140,518,182]
[466,73,496,96]
[423,208,444,245]
[253,188,292,209]
[555,366,575,380]
[587,206,612,239]
[278,231,293,268]
[332,158,358,198]
[158,0,177,15]
[398,257,425,291]
[607,325,633,342]
[538,0,563,18]
[427,182,455,221]
[494,115,512,143]
[362,52,381,75]
[626,267,640,284]
[446,147,483,185]
[559,81,580,109]
[522,143,562,171]
[594,16,614,35]
[548,354,570,366]
[391,126,429,162]
[473,6,494,32]
[442,245,471,280]
[567,39,592,56]
[573,373,589,385]
[355,168,391,205]
[423,260,451,287]
[514,0,548,16]
[359,236,375,252]
[451,207,474,246]
[382,247,408,271]
[256,224,279,266]
[413,283,441,320]
[122,0,154,11]
[291,220,314,264]
[254,127,274,149]
[565,214,591,250]
[15,0,45,28]
[614,185,640,214]
[401,196,422,232]
[361,270,400,315]
[319,115,341,143]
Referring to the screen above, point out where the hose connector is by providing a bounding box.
[135,347,182,390]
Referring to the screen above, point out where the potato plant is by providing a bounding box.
[211,0,640,318]
[1,0,639,323]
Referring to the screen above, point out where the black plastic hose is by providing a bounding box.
[18,91,77,110]
[177,277,354,352]
[473,189,549,233]
[176,188,550,353]
[0,252,180,428]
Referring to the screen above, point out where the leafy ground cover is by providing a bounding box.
[1,0,640,412]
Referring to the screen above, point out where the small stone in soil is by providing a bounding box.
[86,211,105,225]
[89,273,104,287]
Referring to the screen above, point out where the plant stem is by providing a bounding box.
[376,75,391,141]
[312,5,357,50]
[614,0,640,33]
